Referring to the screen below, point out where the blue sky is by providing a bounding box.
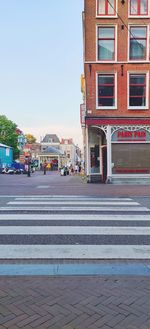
[0,0,83,147]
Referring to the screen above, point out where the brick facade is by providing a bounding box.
[82,0,150,183]
[84,0,150,118]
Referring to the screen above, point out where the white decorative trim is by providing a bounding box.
[85,61,150,64]
[90,124,150,138]
[111,125,150,136]
[91,125,108,135]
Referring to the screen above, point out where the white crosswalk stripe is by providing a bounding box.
[0,226,150,235]
[0,195,150,259]
[1,206,147,211]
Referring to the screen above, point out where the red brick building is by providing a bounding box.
[82,0,150,183]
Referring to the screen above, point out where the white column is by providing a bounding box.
[99,135,102,175]
[58,156,60,169]
[106,125,112,183]
[85,125,89,176]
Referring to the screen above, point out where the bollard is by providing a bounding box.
[27,168,30,177]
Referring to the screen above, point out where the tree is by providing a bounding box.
[25,134,36,144]
[0,115,19,159]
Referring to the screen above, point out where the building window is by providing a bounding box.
[97,74,116,108]
[97,0,116,16]
[129,74,146,108]
[97,26,115,61]
[129,26,147,60]
[130,0,148,16]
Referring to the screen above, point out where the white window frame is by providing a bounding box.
[128,0,150,18]
[96,72,117,110]
[96,0,118,18]
[96,25,117,62]
[128,25,149,62]
[127,71,149,110]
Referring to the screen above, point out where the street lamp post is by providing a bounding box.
[27,159,31,177]
[43,161,47,175]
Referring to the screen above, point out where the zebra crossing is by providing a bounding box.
[0,195,150,259]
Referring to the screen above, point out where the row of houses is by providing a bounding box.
[0,134,82,170]
[21,134,81,170]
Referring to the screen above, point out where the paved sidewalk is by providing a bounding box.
[0,275,150,329]
[1,172,150,196]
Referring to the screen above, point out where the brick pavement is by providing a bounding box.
[0,276,150,329]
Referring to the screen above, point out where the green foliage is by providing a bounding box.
[25,134,36,144]
[0,115,19,159]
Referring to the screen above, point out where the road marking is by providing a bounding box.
[1,244,150,259]
[15,197,133,201]
[36,186,50,189]
[0,226,150,235]
[7,201,139,205]
[0,214,150,220]
[0,195,134,199]
[0,206,148,211]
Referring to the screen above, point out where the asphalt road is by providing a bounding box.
[1,171,150,329]
[0,173,150,260]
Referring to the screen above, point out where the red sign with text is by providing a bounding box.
[117,130,146,141]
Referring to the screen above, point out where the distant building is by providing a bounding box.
[0,143,13,169]
[16,128,26,150]
[38,146,65,170]
[41,134,60,151]
[23,143,41,158]
[40,134,81,169]
[60,138,77,167]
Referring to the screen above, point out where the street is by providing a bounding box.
[0,172,150,328]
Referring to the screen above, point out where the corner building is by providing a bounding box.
[83,0,150,183]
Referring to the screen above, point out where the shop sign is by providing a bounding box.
[80,104,86,127]
[112,129,150,142]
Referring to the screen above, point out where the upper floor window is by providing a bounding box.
[130,0,148,16]
[97,0,116,16]
[129,73,147,108]
[97,74,116,108]
[97,26,116,61]
[129,26,147,60]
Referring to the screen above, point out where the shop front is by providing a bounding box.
[85,126,106,183]
[112,129,150,174]
[85,118,150,184]
[38,146,65,171]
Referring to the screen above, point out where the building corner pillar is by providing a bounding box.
[106,125,112,183]
[85,125,90,180]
